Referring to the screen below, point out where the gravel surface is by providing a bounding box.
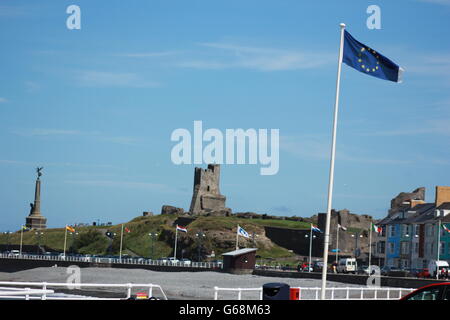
[0,267,371,300]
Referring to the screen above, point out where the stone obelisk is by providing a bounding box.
[25,167,47,230]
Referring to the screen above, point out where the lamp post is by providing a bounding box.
[3,232,11,252]
[351,232,363,260]
[305,233,317,272]
[195,231,206,262]
[251,232,259,247]
[105,231,116,256]
[35,231,44,255]
[148,232,158,260]
[70,232,79,255]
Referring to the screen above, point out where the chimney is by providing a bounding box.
[435,186,450,207]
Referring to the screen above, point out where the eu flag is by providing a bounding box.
[343,30,403,83]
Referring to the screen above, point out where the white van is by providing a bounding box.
[337,258,357,274]
[428,260,449,278]
[9,250,20,257]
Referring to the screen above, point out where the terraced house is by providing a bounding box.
[376,186,450,270]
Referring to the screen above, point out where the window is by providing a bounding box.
[440,242,445,255]
[402,225,410,237]
[426,243,431,255]
[414,242,419,254]
[401,242,410,255]
[389,225,396,237]
[388,242,395,254]
[378,241,385,254]
[405,286,442,300]
[381,226,386,237]
[414,225,420,237]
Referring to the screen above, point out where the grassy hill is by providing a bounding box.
[1,214,313,263]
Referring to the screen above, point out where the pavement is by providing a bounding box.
[0,267,368,300]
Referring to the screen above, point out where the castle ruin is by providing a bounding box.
[189,164,231,215]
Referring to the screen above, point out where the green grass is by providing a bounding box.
[0,214,307,260]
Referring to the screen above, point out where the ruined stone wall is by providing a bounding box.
[189,164,228,215]
[389,187,425,215]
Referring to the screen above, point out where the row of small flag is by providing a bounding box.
[22,221,450,236]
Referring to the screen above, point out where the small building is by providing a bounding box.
[222,248,257,274]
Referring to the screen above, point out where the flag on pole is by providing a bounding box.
[237,225,250,238]
[343,30,403,83]
[21,226,30,231]
[176,225,187,233]
[372,224,382,234]
[338,224,347,231]
[66,225,75,233]
[311,225,322,233]
[124,227,131,233]
[442,224,450,233]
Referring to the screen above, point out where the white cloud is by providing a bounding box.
[11,128,141,146]
[0,97,7,103]
[0,5,29,17]
[363,118,450,137]
[417,0,450,6]
[12,128,83,137]
[280,135,410,165]
[64,179,182,193]
[76,70,161,88]
[116,51,180,58]
[178,42,334,71]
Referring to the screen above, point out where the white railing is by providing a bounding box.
[0,253,222,269]
[214,287,263,300]
[0,281,168,300]
[0,287,55,300]
[213,286,415,300]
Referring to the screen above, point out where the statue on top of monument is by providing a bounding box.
[36,166,43,178]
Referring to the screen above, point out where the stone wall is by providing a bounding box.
[189,164,230,215]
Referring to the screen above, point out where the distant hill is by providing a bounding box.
[2,214,314,263]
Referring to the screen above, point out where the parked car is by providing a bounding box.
[157,257,169,264]
[180,258,191,266]
[428,260,449,278]
[337,258,357,274]
[167,257,179,264]
[9,250,20,257]
[312,261,324,272]
[416,268,431,278]
[357,265,370,275]
[400,283,450,300]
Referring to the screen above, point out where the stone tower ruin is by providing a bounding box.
[189,164,231,215]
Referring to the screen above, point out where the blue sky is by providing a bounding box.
[1,0,450,231]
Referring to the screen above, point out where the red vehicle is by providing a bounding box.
[416,268,431,278]
[400,283,450,300]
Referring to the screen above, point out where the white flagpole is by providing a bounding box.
[119,224,124,261]
[20,226,24,256]
[336,224,339,264]
[369,223,373,268]
[63,225,68,257]
[174,226,179,260]
[321,22,346,300]
[437,220,441,279]
[236,225,239,250]
[309,224,313,272]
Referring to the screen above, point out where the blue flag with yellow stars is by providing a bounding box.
[343,30,403,83]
